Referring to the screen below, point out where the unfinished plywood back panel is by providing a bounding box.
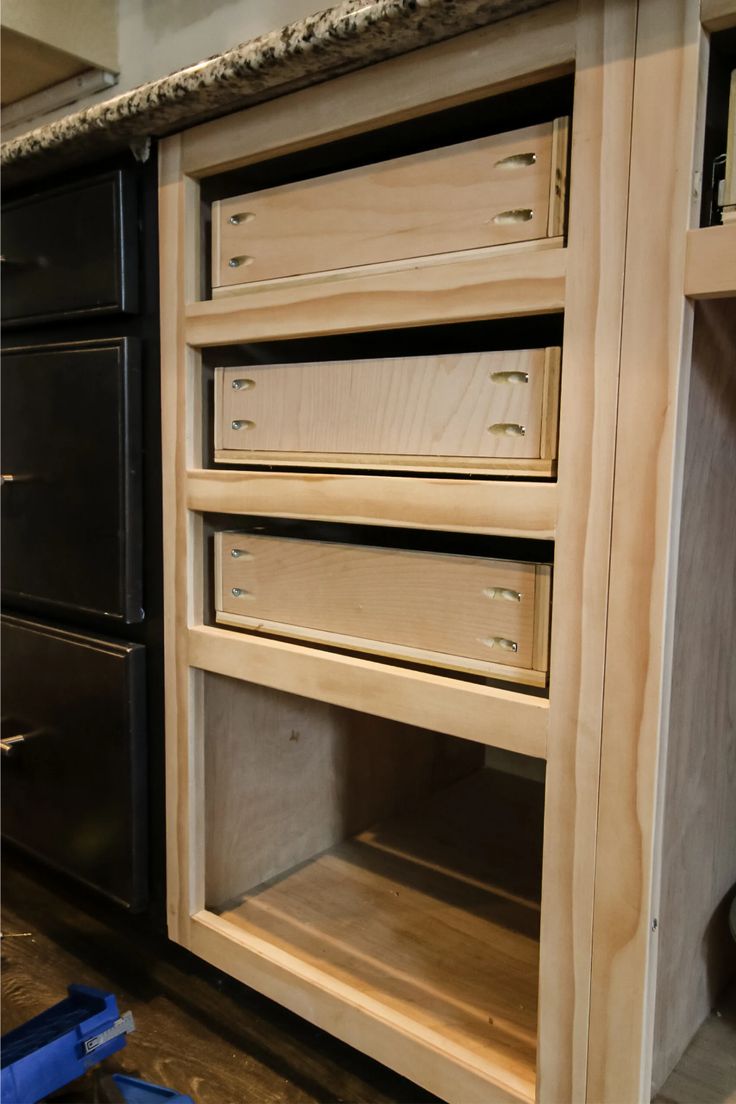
[651,297,736,1090]
[203,673,483,907]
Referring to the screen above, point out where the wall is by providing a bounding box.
[3,0,322,141]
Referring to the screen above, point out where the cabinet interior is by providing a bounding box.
[204,672,544,1087]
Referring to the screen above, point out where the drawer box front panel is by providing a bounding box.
[1,339,142,622]
[213,118,568,290]
[1,170,137,326]
[215,347,560,473]
[215,533,551,685]
[1,615,147,909]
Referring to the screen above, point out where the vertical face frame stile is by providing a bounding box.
[537,2,638,1101]
[587,3,708,1101]
[158,3,640,1100]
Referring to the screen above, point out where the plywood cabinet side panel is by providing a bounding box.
[650,299,736,1089]
[536,3,638,1102]
[588,4,707,1101]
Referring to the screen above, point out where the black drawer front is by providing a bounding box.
[1,339,142,623]
[1,615,147,909]
[1,170,138,326]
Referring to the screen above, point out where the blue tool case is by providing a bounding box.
[1,984,135,1104]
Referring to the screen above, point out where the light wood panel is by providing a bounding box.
[587,4,706,1101]
[213,122,564,289]
[700,0,736,30]
[189,241,566,346]
[204,673,483,908]
[185,469,558,538]
[723,71,736,218]
[214,347,559,473]
[187,624,549,758]
[180,1,576,179]
[685,224,736,298]
[650,298,736,1089]
[214,769,542,1104]
[536,3,638,1102]
[160,136,205,936]
[215,533,549,684]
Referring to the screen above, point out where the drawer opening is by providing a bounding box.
[205,518,553,690]
[199,76,573,301]
[201,77,573,299]
[204,672,543,1097]
[699,26,736,227]
[201,315,564,479]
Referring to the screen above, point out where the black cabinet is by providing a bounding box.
[1,158,162,918]
[1,615,147,909]
[1,171,138,326]
[1,339,142,623]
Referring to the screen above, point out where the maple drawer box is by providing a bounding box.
[215,346,560,476]
[212,118,568,291]
[215,532,551,686]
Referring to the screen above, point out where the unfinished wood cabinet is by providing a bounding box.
[212,119,568,292]
[214,532,551,684]
[159,1,736,1101]
[214,347,560,475]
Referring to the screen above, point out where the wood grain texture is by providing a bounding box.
[204,672,483,906]
[159,136,204,941]
[188,624,549,758]
[189,241,566,346]
[213,123,560,288]
[186,469,558,538]
[215,532,547,681]
[180,1,576,179]
[588,4,706,1101]
[650,298,736,1089]
[213,769,543,1104]
[685,224,736,298]
[215,347,557,469]
[1,857,438,1104]
[536,3,638,1101]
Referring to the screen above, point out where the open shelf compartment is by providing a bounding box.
[202,672,543,1101]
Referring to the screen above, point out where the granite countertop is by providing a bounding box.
[1,0,551,188]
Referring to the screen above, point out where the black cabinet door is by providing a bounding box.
[1,170,138,326]
[1,339,142,623]
[1,615,147,909]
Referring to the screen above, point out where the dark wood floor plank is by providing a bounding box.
[1,852,435,1104]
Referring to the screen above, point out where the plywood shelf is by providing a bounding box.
[684,224,736,299]
[187,624,549,757]
[214,768,541,1104]
[186,469,558,538]
[185,241,566,348]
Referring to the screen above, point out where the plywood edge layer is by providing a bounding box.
[188,912,535,1104]
[213,610,547,687]
[212,452,556,477]
[684,224,736,298]
[185,469,558,538]
[187,624,549,757]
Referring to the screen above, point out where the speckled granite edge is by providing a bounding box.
[1,0,552,187]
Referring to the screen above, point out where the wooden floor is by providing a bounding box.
[2,848,734,1104]
[1,851,437,1104]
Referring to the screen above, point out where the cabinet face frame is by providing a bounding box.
[158,2,641,1101]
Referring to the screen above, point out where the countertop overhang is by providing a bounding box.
[1,0,552,188]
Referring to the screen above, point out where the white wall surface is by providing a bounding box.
[3,0,324,140]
